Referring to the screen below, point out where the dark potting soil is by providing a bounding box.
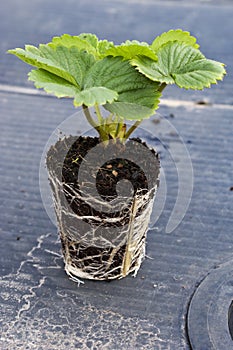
[47,135,159,278]
[48,136,159,221]
[65,136,159,219]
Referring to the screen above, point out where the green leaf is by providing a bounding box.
[82,56,161,119]
[39,45,95,87]
[84,56,159,94]
[74,87,118,107]
[48,33,98,57]
[48,33,114,59]
[9,43,160,113]
[24,45,41,55]
[29,69,118,107]
[151,29,199,51]
[97,40,114,57]
[28,69,80,97]
[8,47,75,86]
[78,33,99,49]
[131,55,174,84]
[8,45,95,88]
[104,102,155,120]
[132,42,226,89]
[83,56,160,118]
[173,58,226,89]
[104,41,157,61]
[117,88,160,110]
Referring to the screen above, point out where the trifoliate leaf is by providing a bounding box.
[84,57,158,94]
[104,41,157,61]
[28,69,80,97]
[8,45,95,88]
[74,87,118,107]
[132,42,226,89]
[83,56,161,119]
[151,29,199,51]
[84,57,160,109]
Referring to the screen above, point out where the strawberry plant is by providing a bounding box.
[7,30,226,281]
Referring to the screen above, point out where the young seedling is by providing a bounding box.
[8,29,226,143]
[7,30,226,281]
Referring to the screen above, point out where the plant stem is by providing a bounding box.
[115,123,121,138]
[94,104,104,125]
[82,105,98,129]
[124,84,166,140]
[158,82,167,93]
[82,105,108,141]
[124,120,142,140]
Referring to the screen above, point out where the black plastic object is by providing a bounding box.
[187,260,233,349]
[229,301,233,340]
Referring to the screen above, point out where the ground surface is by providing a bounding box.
[0,1,233,349]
